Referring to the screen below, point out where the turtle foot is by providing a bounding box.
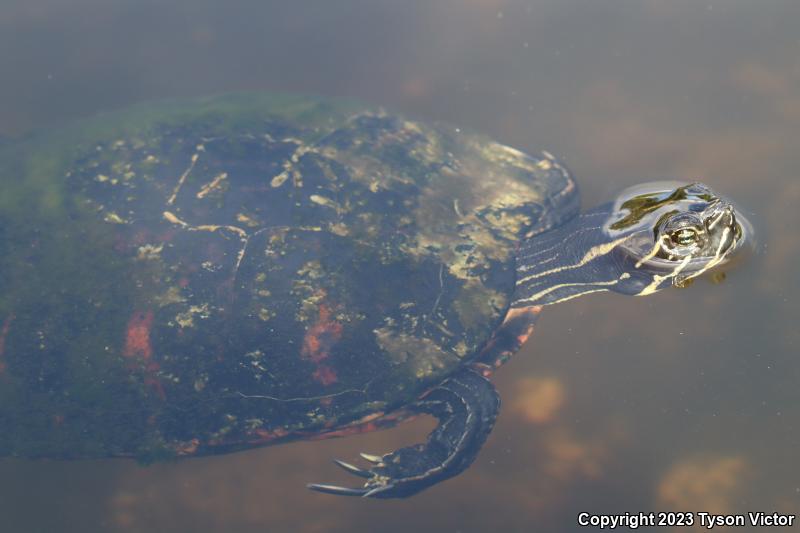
[308,367,500,498]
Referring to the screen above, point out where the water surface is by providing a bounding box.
[1,1,798,531]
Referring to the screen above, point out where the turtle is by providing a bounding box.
[0,93,751,498]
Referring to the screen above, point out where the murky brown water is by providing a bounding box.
[1,1,798,532]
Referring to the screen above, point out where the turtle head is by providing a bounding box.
[512,181,753,307]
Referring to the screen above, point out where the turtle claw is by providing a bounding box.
[362,483,396,498]
[333,459,372,478]
[359,452,384,464]
[308,369,500,499]
[306,483,367,497]
[312,456,391,497]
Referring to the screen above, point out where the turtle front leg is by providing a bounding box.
[308,367,500,498]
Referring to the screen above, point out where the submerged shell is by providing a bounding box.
[0,94,576,458]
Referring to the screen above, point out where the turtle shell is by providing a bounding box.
[0,93,577,459]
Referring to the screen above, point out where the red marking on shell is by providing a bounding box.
[52,414,65,427]
[301,303,343,363]
[124,311,154,360]
[470,362,494,379]
[477,305,542,370]
[206,426,293,449]
[0,314,14,375]
[312,365,338,385]
[507,305,541,347]
[252,427,290,443]
[123,310,165,399]
[174,438,200,456]
[301,298,344,385]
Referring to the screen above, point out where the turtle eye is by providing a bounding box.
[669,226,699,246]
[658,213,706,258]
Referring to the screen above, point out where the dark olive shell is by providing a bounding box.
[0,94,576,459]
